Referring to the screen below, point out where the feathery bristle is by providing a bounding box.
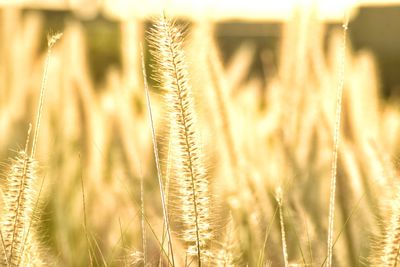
[214,216,240,266]
[369,182,400,266]
[148,15,213,264]
[0,150,42,266]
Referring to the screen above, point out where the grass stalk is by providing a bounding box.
[31,33,62,158]
[276,188,288,267]
[326,14,349,267]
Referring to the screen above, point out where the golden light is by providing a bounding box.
[6,0,400,21]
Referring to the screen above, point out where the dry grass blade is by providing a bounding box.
[257,204,279,267]
[321,194,365,267]
[160,135,173,266]
[80,171,94,267]
[141,43,175,266]
[140,174,147,266]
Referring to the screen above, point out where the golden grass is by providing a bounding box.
[0,7,400,267]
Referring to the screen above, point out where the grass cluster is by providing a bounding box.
[1,7,400,267]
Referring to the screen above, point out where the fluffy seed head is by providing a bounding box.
[148,15,213,262]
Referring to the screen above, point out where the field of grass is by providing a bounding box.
[1,6,400,267]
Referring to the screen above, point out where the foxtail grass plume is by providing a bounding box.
[148,15,213,264]
[0,127,43,266]
[0,32,61,266]
[369,180,400,266]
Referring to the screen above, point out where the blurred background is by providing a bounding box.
[7,0,400,97]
